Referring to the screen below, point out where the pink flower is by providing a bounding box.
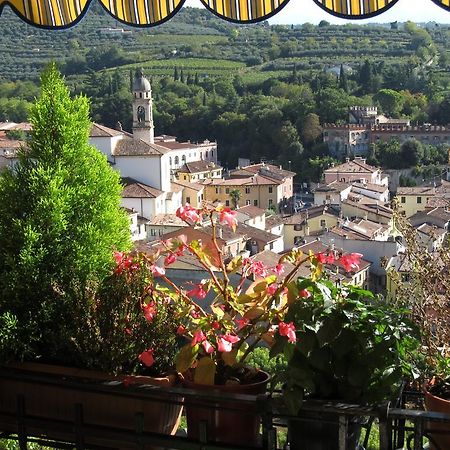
[202,339,214,354]
[316,252,335,264]
[222,333,240,344]
[177,325,186,335]
[114,251,125,265]
[142,302,157,322]
[164,253,177,266]
[217,336,233,353]
[278,322,296,343]
[150,265,165,277]
[218,207,237,231]
[267,283,278,295]
[236,317,250,330]
[246,260,268,278]
[187,283,208,299]
[338,253,363,272]
[299,289,311,298]
[138,348,155,367]
[176,204,201,224]
[272,264,284,276]
[191,330,206,346]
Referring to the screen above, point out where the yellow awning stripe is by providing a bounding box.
[0,0,449,28]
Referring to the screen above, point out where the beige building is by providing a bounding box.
[396,186,437,218]
[146,213,188,241]
[175,159,223,183]
[341,199,393,225]
[234,205,266,230]
[172,180,205,208]
[324,157,388,186]
[282,206,339,248]
[201,174,285,211]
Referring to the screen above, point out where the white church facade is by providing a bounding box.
[89,69,218,220]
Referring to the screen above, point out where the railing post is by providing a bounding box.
[258,394,276,450]
[74,403,85,450]
[17,394,27,450]
[413,417,424,450]
[338,414,348,450]
[378,403,391,450]
[135,411,145,450]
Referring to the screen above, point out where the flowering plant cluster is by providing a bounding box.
[138,203,365,385]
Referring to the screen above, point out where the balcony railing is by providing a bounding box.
[1,367,449,450]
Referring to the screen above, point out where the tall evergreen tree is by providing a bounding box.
[339,64,348,92]
[0,64,131,362]
[174,66,179,81]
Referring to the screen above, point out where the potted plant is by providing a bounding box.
[271,254,420,450]
[139,203,385,448]
[387,205,450,450]
[0,65,182,448]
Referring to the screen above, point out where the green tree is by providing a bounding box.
[374,89,404,118]
[0,64,131,362]
[300,113,322,146]
[401,139,424,167]
[229,189,241,209]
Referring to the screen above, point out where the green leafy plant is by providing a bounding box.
[0,64,131,365]
[272,279,419,413]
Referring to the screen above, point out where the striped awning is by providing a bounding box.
[0,0,448,28]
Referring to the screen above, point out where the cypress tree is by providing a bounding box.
[0,64,131,362]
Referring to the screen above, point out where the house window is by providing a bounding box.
[269,199,273,207]
[226,200,230,206]
[269,187,273,194]
[186,196,191,204]
[401,196,406,204]
[174,156,179,165]
[151,229,156,236]
[226,188,230,194]
[294,224,302,231]
[254,200,258,206]
[320,219,326,227]
[245,187,251,194]
[246,200,251,205]
[417,197,422,204]
[215,187,220,194]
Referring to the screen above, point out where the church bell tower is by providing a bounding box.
[132,68,154,144]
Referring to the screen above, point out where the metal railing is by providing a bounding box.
[1,367,449,450]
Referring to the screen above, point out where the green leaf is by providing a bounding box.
[194,357,216,385]
[316,317,342,348]
[175,343,197,374]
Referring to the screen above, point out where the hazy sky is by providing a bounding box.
[185,0,450,24]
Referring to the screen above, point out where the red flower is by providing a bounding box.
[164,253,177,266]
[338,253,363,272]
[138,348,155,367]
[191,330,206,346]
[114,251,125,265]
[187,283,208,299]
[267,283,278,295]
[217,336,233,353]
[299,289,311,298]
[218,207,237,231]
[177,325,186,335]
[278,322,296,343]
[316,252,335,264]
[202,339,214,354]
[150,265,165,277]
[236,317,250,330]
[176,204,201,224]
[143,302,157,322]
[272,263,284,276]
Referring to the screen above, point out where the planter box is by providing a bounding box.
[0,362,183,449]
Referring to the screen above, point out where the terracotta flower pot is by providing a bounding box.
[0,362,183,450]
[183,369,270,448]
[424,385,450,450]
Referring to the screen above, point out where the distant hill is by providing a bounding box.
[0,5,448,83]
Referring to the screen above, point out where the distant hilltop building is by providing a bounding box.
[323,106,449,158]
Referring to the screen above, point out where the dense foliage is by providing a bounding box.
[0,65,131,363]
[0,8,449,180]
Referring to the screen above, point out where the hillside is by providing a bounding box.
[0,5,448,83]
